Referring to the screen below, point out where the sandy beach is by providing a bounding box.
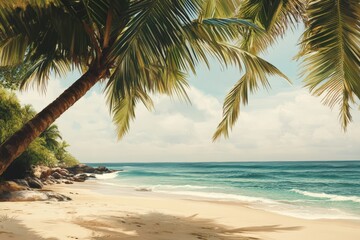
[0,182,359,240]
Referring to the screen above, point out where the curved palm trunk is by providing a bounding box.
[0,67,106,176]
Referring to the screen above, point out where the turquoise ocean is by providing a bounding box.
[87,161,360,220]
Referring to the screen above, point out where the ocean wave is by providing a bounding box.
[154,190,277,204]
[94,171,120,180]
[153,184,219,190]
[291,189,360,203]
[268,206,360,220]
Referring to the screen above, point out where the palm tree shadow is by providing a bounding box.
[0,215,56,240]
[76,212,303,240]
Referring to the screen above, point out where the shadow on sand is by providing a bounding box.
[77,212,302,240]
[0,215,57,240]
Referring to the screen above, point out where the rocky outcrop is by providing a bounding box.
[52,172,62,179]
[66,164,96,174]
[0,190,71,202]
[26,177,44,189]
[73,174,87,182]
[1,164,117,202]
[13,179,30,188]
[31,165,52,179]
[0,181,28,193]
[66,164,117,175]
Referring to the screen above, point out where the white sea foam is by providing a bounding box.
[152,188,360,220]
[152,184,219,190]
[94,180,360,220]
[94,171,120,180]
[154,189,277,204]
[264,205,360,220]
[291,189,360,203]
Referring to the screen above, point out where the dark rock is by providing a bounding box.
[97,166,107,171]
[88,174,96,178]
[57,169,70,177]
[51,168,69,177]
[26,177,43,189]
[63,180,73,184]
[13,179,30,188]
[66,164,117,176]
[66,164,95,174]
[52,172,62,179]
[73,174,87,182]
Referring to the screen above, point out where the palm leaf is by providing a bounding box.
[110,87,154,139]
[237,0,305,53]
[297,0,360,129]
[0,2,95,90]
[213,48,290,140]
[106,6,262,138]
[211,0,303,140]
[200,0,240,19]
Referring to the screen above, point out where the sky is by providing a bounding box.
[17,28,360,163]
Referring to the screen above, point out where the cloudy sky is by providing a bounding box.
[17,28,360,163]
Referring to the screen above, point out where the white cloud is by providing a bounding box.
[16,78,360,163]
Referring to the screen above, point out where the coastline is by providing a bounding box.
[1,181,359,240]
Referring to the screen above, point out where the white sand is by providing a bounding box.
[0,182,359,240]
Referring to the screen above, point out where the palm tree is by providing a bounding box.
[21,104,36,123]
[0,0,359,175]
[54,140,69,164]
[0,0,287,175]
[40,124,62,151]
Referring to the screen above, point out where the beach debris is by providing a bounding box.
[135,187,152,192]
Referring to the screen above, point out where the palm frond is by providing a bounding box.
[213,47,290,141]
[0,34,28,66]
[110,87,154,139]
[0,2,94,90]
[109,0,201,63]
[20,55,71,92]
[106,7,261,138]
[105,51,191,138]
[210,0,303,140]
[0,0,60,8]
[297,0,360,130]
[238,0,305,53]
[200,0,239,19]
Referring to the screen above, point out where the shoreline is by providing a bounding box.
[1,181,359,240]
[90,177,360,221]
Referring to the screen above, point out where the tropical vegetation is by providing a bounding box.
[0,87,78,179]
[0,0,359,176]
